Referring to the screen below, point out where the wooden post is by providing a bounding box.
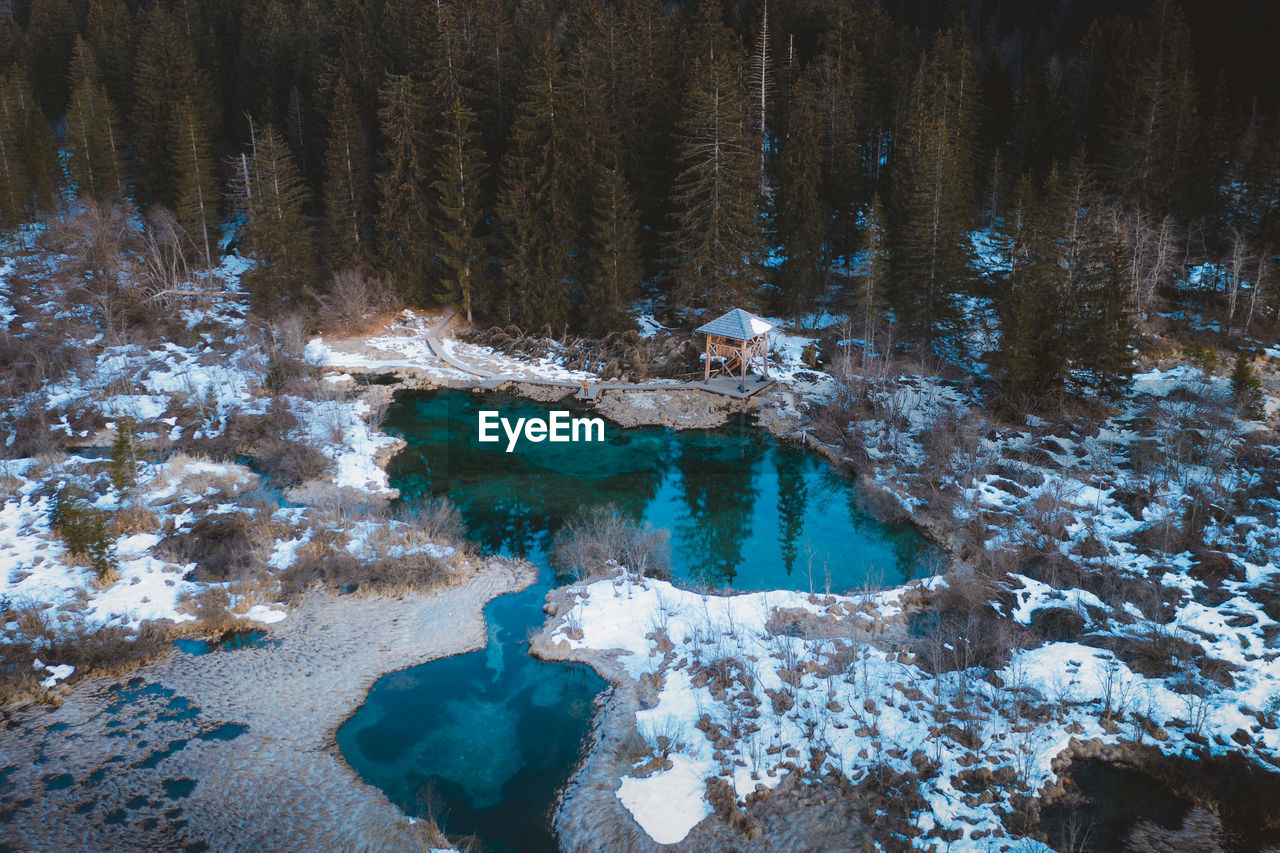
[740,341,747,392]
[760,334,769,380]
[704,334,711,383]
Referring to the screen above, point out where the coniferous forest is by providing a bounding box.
[3,0,1280,398]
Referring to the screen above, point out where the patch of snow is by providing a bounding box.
[616,753,714,844]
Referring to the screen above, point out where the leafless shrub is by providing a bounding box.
[283,546,450,597]
[162,511,260,583]
[43,200,132,279]
[550,505,671,580]
[405,498,466,547]
[315,268,402,335]
[254,438,330,487]
[194,587,236,633]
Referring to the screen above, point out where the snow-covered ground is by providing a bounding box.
[305,309,598,383]
[545,357,1280,848]
[0,231,458,696]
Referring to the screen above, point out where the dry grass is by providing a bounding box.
[551,505,671,580]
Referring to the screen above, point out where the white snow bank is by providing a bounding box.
[616,753,714,844]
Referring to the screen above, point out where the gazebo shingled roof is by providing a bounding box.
[694,308,773,340]
[694,308,772,389]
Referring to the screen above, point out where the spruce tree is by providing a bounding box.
[241,124,316,310]
[431,93,489,323]
[0,78,31,227]
[86,0,135,114]
[65,39,126,202]
[889,29,979,351]
[322,77,372,270]
[1230,352,1265,421]
[375,73,433,303]
[495,37,574,329]
[27,0,78,117]
[668,46,760,310]
[131,6,211,207]
[1101,1,1204,218]
[994,175,1063,401]
[775,72,824,318]
[10,71,59,212]
[173,98,219,269]
[858,195,888,363]
[583,165,643,334]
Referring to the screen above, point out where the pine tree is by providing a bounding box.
[495,37,574,328]
[1230,352,1265,421]
[813,14,869,257]
[65,39,126,202]
[10,71,59,212]
[173,97,219,269]
[668,45,760,310]
[241,124,316,310]
[322,77,372,269]
[775,72,824,318]
[86,0,135,114]
[0,78,31,227]
[889,29,979,351]
[994,174,1064,401]
[583,166,643,334]
[431,93,489,323]
[27,0,78,117]
[1101,1,1204,217]
[995,160,1135,403]
[131,6,211,207]
[1075,233,1136,400]
[375,73,433,303]
[858,194,888,363]
[109,419,138,494]
[471,0,520,158]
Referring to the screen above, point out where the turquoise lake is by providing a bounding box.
[337,390,940,851]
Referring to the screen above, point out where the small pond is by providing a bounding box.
[339,390,940,851]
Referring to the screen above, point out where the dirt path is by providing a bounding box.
[0,557,534,852]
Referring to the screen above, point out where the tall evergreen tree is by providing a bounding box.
[889,29,980,350]
[775,72,824,317]
[173,97,218,269]
[996,175,1067,401]
[858,194,888,363]
[375,73,433,303]
[241,124,316,309]
[996,160,1134,402]
[131,6,211,207]
[0,78,31,226]
[86,0,135,114]
[1101,1,1203,218]
[10,70,58,212]
[583,165,643,333]
[431,93,489,323]
[26,0,78,117]
[65,39,126,202]
[495,37,574,328]
[322,77,372,269]
[1073,232,1136,399]
[668,42,759,309]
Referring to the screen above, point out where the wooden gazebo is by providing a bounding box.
[695,308,773,390]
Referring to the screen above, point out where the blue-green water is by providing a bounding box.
[338,390,939,851]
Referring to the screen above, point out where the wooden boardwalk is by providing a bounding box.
[421,312,774,401]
